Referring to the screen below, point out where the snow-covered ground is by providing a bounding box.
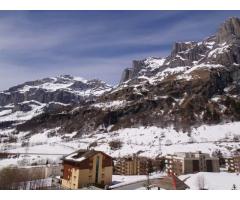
[0,122,240,168]
[179,172,240,190]
[111,172,165,189]
[0,142,74,168]
[112,172,240,190]
[64,122,240,158]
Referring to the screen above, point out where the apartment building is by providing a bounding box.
[225,156,240,173]
[61,149,113,189]
[165,151,220,175]
[114,155,151,175]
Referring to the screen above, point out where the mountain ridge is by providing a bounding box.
[1,17,240,160]
[0,75,112,132]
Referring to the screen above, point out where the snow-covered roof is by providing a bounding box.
[63,149,112,163]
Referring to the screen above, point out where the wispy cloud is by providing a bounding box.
[0,11,240,90]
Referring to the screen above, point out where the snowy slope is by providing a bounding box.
[179,172,240,190]
[0,101,46,122]
[1,121,240,169]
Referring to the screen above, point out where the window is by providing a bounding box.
[95,156,100,184]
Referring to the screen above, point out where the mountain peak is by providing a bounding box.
[216,16,240,43]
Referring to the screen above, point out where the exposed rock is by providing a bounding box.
[216,17,240,43]
[120,68,133,83]
[120,60,146,83]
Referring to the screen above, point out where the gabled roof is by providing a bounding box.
[151,175,189,190]
[62,149,112,163]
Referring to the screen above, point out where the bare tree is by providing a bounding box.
[0,167,25,189]
[0,166,48,189]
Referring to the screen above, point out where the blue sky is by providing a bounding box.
[1,10,240,90]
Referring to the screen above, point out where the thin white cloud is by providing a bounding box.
[0,11,240,90]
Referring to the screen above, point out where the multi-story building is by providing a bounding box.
[225,156,240,173]
[165,151,219,175]
[114,155,151,175]
[61,149,113,189]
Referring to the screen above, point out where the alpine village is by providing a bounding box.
[1,17,240,190]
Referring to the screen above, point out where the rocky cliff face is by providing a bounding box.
[216,17,240,43]
[120,17,240,84]
[2,17,240,138]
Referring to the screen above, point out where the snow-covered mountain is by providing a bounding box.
[0,75,112,130]
[108,17,240,131]
[0,75,112,106]
[1,17,240,167]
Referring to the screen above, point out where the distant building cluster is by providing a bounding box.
[165,151,220,175]
[225,156,240,173]
[59,148,240,189]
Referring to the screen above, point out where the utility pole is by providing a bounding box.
[145,159,153,190]
[146,173,150,190]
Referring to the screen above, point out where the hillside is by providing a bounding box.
[16,17,240,134]
[1,17,240,166]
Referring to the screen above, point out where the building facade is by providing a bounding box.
[61,150,113,189]
[114,155,151,175]
[165,151,219,175]
[225,156,240,173]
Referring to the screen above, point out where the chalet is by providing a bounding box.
[165,151,220,175]
[61,149,113,189]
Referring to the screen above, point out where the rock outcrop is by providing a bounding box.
[216,17,240,43]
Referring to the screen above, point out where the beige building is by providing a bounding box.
[114,155,150,175]
[61,149,113,189]
[225,156,240,173]
[165,151,220,175]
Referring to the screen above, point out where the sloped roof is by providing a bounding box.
[62,149,112,163]
[151,175,189,190]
